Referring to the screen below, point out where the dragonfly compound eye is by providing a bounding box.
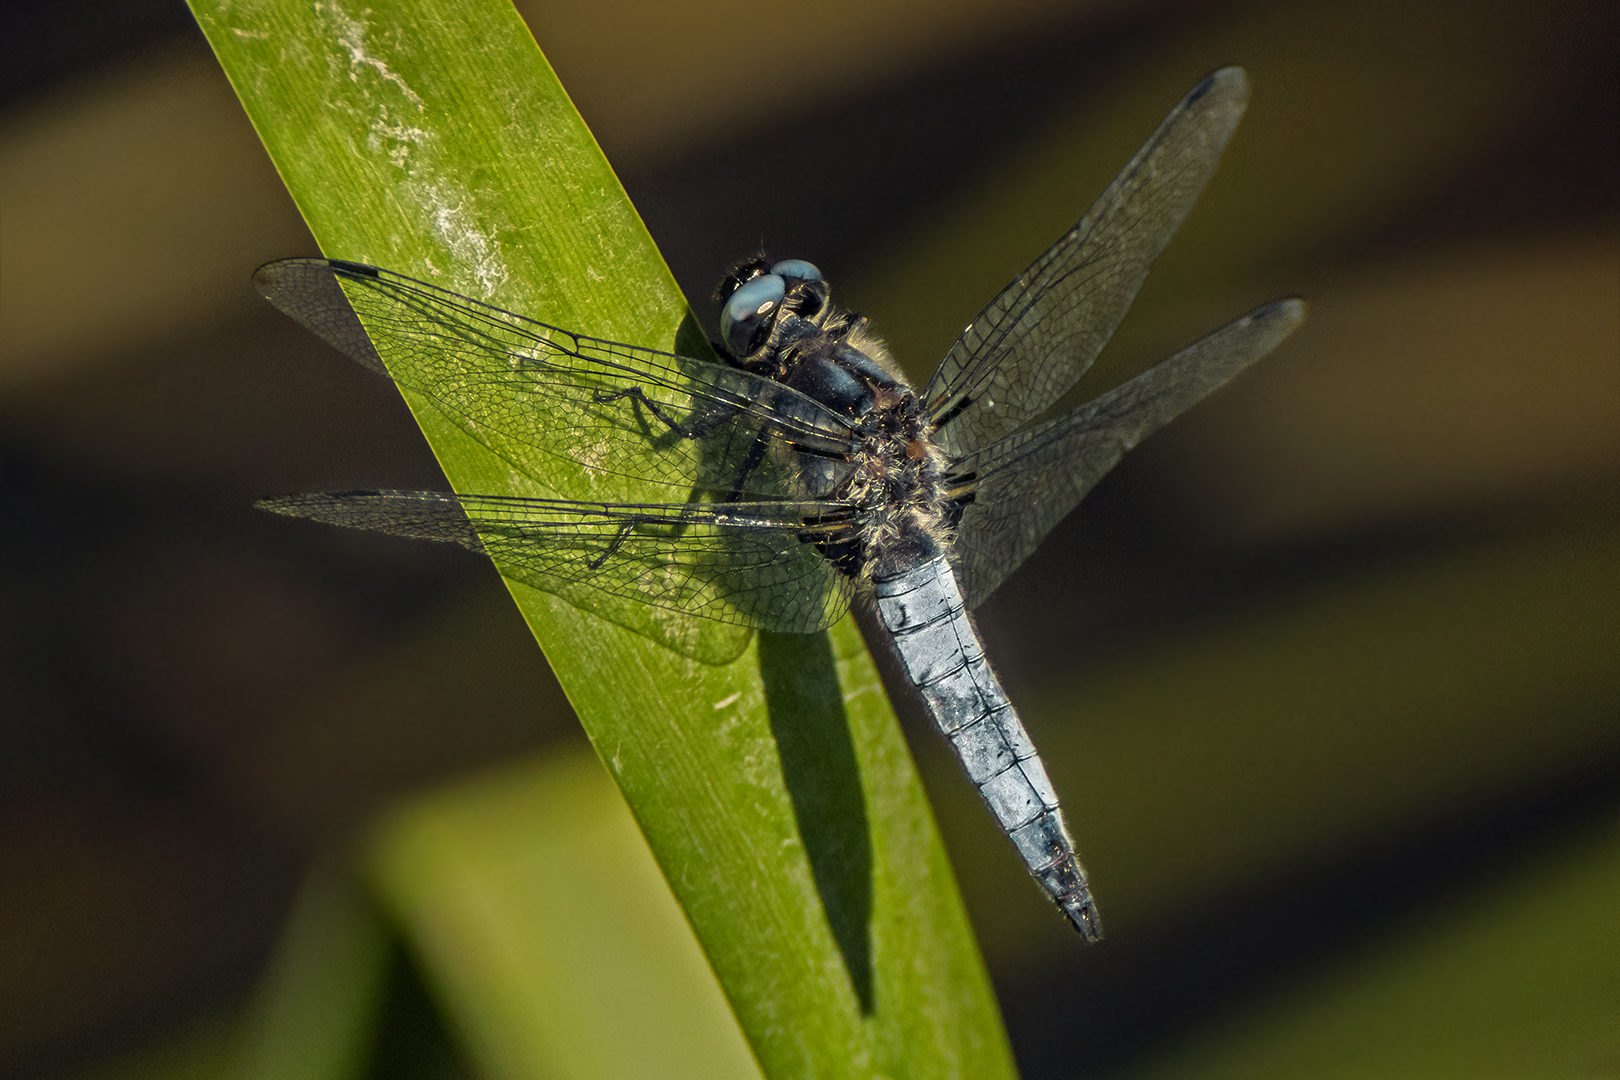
[720,272,786,356]
[768,258,823,284]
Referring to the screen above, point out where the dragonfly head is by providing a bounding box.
[717,257,829,361]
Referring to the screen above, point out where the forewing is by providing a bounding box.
[948,299,1304,608]
[923,67,1251,458]
[253,259,858,504]
[259,490,858,641]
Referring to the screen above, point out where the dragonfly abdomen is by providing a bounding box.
[872,555,1101,940]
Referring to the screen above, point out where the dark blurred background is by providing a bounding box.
[2,0,1616,1077]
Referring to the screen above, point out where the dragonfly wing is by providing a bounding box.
[254,259,859,505]
[260,490,859,652]
[948,299,1304,608]
[923,67,1251,458]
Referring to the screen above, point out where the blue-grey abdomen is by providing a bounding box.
[872,556,1101,939]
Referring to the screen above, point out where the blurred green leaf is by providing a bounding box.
[1124,821,1620,1079]
[233,865,393,1080]
[367,750,763,1080]
[1050,519,1620,932]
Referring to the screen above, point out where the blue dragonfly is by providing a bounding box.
[257,67,1302,939]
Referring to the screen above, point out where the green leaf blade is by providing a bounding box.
[189,0,1017,1075]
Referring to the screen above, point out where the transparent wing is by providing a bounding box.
[922,67,1251,459]
[254,259,859,504]
[948,299,1304,608]
[259,490,859,636]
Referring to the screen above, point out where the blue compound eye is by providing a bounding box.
[720,273,785,356]
[769,259,822,284]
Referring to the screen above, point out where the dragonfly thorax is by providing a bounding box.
[841,395,958,581]
[719,259,959,582]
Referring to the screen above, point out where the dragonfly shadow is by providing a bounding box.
[757,630,873,1014]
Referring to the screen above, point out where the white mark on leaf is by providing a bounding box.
[366,115,433,168]
[842,680,883,704]
[414,182,508,297]
[326,2,425,108]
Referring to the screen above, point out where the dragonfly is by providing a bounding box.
[256,67,1302,940]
